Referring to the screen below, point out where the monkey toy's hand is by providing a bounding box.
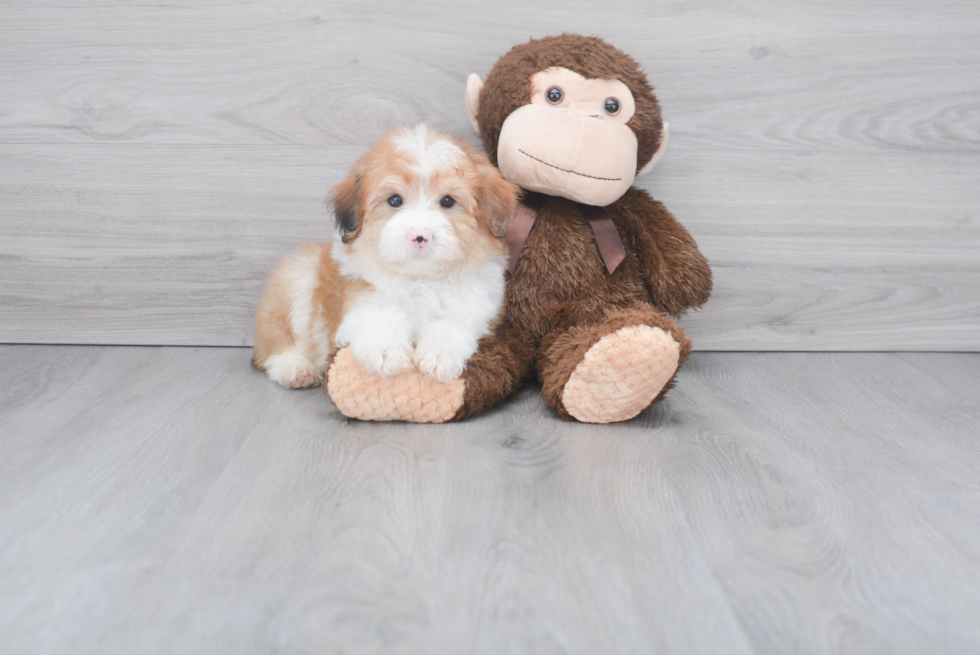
[325,321,535,423]
[617,188,713,316]
[325,348,465,423]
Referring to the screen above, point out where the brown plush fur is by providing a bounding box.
[477,34,664,174]
[452,35,712,421]
[454,190,709,420]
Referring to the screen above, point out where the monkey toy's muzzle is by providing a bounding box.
[496,104,639,207]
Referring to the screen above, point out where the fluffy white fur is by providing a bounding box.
[265,347,320,389]
[394,124,464,178]
[332,239,505,381]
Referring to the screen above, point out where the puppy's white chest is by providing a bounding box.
[380,278,454,331]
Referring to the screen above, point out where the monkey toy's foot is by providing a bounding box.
[326,348,465,423]
[561,325,681,424]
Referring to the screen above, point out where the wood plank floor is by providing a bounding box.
[1,346,978,654]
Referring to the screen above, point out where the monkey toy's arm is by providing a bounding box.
[325,316,536,423]
[615,187,713,316]
[452,319,537,420]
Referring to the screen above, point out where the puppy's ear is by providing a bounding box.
[477,161,520,238]
[332,172,363,243]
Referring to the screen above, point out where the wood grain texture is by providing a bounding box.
[0,0,979,349]
[1,346,979,654]
[1,145,977,348]
[895,352,980,400]
[1,1,978,153]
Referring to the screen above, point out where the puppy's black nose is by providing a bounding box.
[415,235,425,243]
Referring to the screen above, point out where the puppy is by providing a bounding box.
[253,124,520,389]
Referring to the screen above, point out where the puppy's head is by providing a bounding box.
[331,124,519,278]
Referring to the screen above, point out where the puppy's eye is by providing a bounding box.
[440,196,455,209]
[604,97,621,115]
[546,86,563,104]
[387,194,403,207]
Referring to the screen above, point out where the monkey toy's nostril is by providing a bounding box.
[415,235,425,243]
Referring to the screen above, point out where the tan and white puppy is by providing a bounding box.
[253,125,520,389]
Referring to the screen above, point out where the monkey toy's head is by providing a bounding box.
[465,34,669,207]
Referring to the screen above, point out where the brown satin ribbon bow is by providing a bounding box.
[505,194,626,275]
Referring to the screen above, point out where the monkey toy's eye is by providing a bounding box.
[388,194,403,207]
[546,86,564,104]
[440,195,455,208]
[604,97,621,115]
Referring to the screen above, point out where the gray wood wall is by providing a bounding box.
[1,0,978,350]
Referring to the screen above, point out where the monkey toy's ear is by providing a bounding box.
[638,122,670,176]
[465,73,484,135]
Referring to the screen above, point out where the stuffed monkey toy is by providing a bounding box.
[327,34,712,423]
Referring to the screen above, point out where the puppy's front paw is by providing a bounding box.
[351,340,413,378]
[414,341,467,382]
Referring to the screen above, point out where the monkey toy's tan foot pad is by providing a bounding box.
[326,348,465,423]
[561,325,680,424]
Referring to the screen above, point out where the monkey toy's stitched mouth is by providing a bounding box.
[518,149,622,181]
